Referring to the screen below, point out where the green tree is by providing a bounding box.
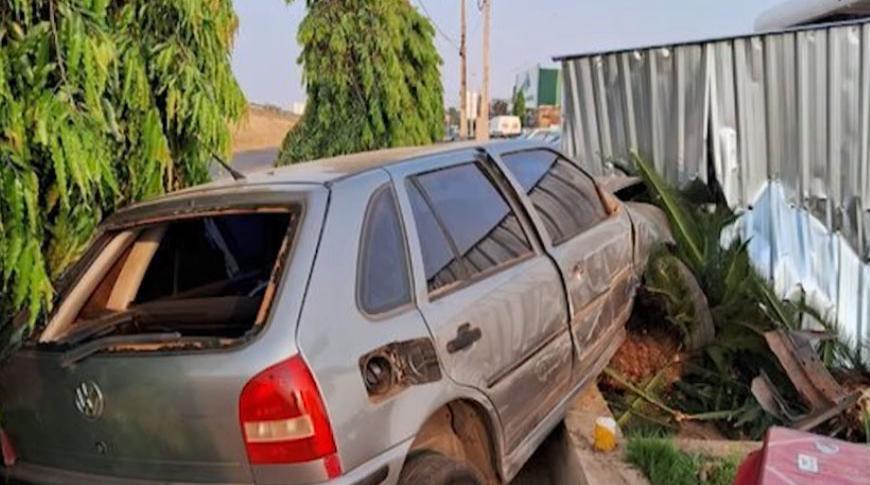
[491,99,508,117]
[0,0,245,330]
[512,89,526,124]
[278,0,444,165]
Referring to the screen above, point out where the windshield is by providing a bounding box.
[39,211,295,348]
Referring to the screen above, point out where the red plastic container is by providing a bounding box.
[735,427,870,485]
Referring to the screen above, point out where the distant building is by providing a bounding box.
[513,65,561,109]
[466,90,480,119]
[756,0,870,30]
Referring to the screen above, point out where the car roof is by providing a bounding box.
[109,139,551,222]
[188,138,547,190]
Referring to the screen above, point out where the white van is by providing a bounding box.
[489,116,522,138]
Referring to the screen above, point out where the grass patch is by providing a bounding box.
[625,436,739,485]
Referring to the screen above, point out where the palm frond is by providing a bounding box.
[632,153,705,270]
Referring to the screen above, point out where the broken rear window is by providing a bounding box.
[38,211,296,351]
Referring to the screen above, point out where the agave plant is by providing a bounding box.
[629,154,833,438]
[642,249,715,352]
[632,153,817,328]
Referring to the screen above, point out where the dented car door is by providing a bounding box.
[495,149,636,378]
[388,150,572,454]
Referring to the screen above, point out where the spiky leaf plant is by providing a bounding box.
[631,154,827,438]
[644,250,715,352]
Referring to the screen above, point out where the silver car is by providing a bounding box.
[0,141,667,484]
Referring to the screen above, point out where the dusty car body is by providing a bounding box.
[0,140,668,484]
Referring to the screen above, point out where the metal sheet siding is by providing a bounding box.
[560,21,870,351]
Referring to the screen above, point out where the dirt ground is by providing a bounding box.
[230,104,298,153]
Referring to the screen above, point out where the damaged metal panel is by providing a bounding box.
[597,54,630,164]
[709,41,741,207]
[591,56,614,162]
[796,28,829,221]
[734,36,769,206]
[676,44,708,186]
[563,58,603,175]
[751,330,859,431]
[628,50,654,165]
[829,25,863,238]
[764,33,798,200]
[650,47,677,179]
[359,338,442,402]
[559,19,870,354]
[562,46,707,183]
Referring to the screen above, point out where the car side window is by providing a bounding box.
[501,149,608,245]
[358,185,413,314]
[407,183,466,293]
[408,161,533,294]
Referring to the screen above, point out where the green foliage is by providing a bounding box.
[632,155,811,437]
[635,153,870,440]
[491,98,508,117]
[632,154,705,269]
[626,437,697,485]
[625,436,739,485]
[512,88,525,121]
[644,250,715,352]
[278,0,444,164]
[0,0,245,329]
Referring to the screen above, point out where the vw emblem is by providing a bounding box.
[74,381,104,420]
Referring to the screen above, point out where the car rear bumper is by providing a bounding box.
[3,462,183,485]
[3,439,413,485]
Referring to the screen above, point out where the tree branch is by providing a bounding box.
[48,0,68,85]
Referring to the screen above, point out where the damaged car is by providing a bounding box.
[0,140,669,484]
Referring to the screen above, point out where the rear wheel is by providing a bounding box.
[399,451,483,485]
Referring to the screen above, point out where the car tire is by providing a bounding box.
[399,451,484,485]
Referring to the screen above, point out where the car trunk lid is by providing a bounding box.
[0,350,256,482]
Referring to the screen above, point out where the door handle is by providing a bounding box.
[447,323,482,354]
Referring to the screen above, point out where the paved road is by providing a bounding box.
[233,147,279,172]
[210,148,280,179]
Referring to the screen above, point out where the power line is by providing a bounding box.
[414,0,460,51]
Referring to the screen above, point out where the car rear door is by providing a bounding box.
[388,149,571,453]
[495,148,636,378]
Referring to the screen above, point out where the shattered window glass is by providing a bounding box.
[135,214,290,303]
[57,212,294,345]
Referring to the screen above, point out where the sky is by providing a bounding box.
[231,0,786,109]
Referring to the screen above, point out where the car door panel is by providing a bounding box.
[487,321,573,451]
[493,148,636,383]
[387,150,571,454]
[549,211,634,350]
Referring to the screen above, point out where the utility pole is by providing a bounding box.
[476,0,490,140]
[459,0,468,140]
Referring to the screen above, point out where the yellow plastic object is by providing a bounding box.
[593,416,618,452]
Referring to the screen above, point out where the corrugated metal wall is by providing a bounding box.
[559,21,870,348]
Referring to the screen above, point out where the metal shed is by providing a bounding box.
[556,19,870,351]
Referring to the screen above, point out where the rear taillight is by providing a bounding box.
[239,355,341,477]
[1,428,16,467]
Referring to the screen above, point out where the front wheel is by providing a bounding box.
[398,451,484,485]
